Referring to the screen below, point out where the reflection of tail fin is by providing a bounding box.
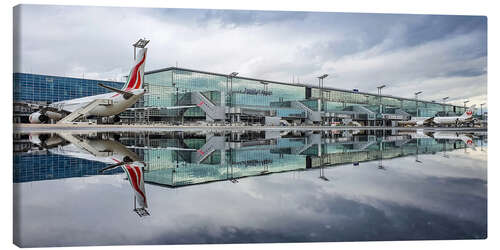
[122,48,148,91]
[122,163,147,208]
[462,105,476,118]
[459,134,475,148]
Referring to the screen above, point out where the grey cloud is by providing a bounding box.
[197,9,309,27]
[13,5,487,106]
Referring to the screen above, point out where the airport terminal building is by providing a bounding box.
[13,68,467,125]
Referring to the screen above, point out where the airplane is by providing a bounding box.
[28,40,149,124]
[430,105,477,127]
[397,116,433,127]
[29,132,150,216]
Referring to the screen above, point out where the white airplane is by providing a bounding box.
[397,116,433,127]
[431,105,476,126]
[28,41,149,124]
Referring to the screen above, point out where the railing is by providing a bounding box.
[57,99,112,124]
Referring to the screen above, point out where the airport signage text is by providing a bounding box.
[233,88,273,96]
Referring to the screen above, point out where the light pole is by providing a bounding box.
[442,96,449,113]
[228,72,238,98]
[228,72,238,122]
[317,74,328,120]
[464,100,469,108]
[480,103,486,120]
[132,38,150,60]
[414,91,422,117]
[377,85,386,126]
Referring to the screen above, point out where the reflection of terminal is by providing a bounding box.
[15,130,482,191]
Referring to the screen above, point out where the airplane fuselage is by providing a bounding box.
[432,116,473,125]
[49,88,145,117]
[397,117,431,126]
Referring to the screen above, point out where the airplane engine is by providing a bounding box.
[45,111,64,121]
[29,112,49,124]
[28,133,50,145]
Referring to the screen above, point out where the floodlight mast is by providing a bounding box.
[480,103,486,120]
[414,91,422,117]
[132,38,150,60]
[260,81,269,91]
[442,97,449,112]
[317,74,329,113]
[228,72,239,102]
[376,84,387,120]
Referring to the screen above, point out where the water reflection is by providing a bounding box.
[13,129,487,246]
[15,130,484,188]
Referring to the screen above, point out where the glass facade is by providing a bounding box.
[144,68,306,118]
[13,73,123,103]
[13,153,122,183]
[14,70,467,122]
[311,87,459,117]
[144,68,465,120]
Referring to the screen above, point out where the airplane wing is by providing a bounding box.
[98,83,134,99]
[16,102,72,116]
[127,105,197,111]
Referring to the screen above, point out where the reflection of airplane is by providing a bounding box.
[431,131,475,147]
[28,40,149,124]
[30,132,140,165]
[101,161,149,217]
[431,105,476,126]
[29,132,149,216]
[397,129,432,139]
[29,133,69,149]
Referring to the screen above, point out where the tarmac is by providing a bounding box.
[13,123,488,134]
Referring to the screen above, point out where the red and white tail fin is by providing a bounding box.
[462,105,476,119]
[122,48,148,91]
[122,163,147,208]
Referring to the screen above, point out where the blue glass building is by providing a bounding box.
[13,153,122,183]
[13,73,123,103]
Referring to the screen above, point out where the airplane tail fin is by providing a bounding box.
[122,163,148,208]
[122,47,148,91]
[462,104,476,118]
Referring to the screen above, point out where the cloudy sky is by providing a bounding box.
[14,5,487,107]
[14,148,487,247]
